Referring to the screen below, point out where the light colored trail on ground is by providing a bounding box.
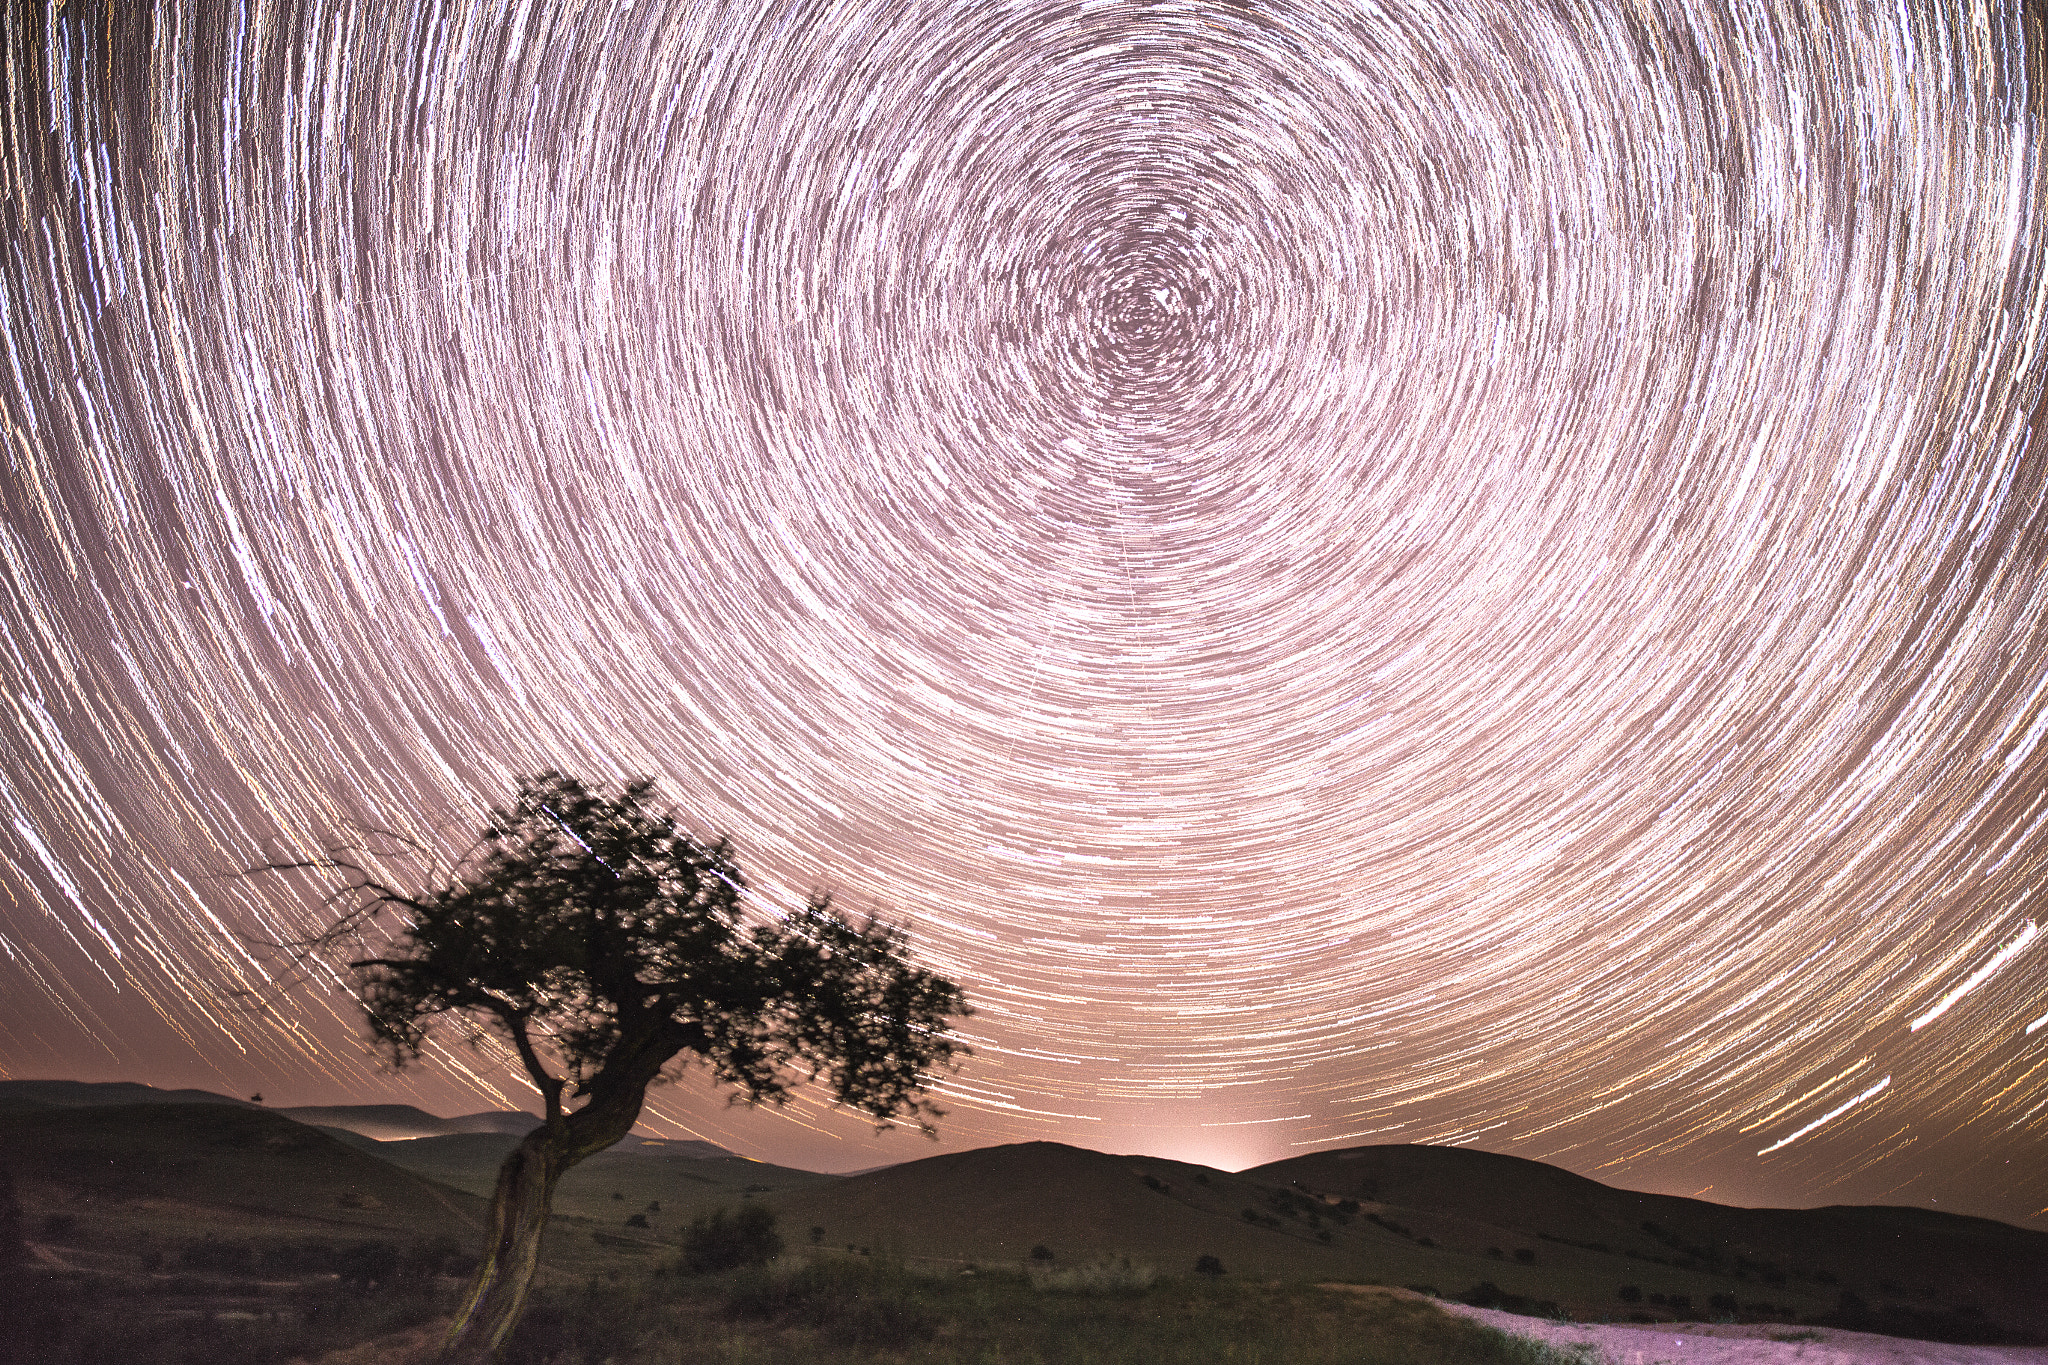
[1444,1302,2048,1365]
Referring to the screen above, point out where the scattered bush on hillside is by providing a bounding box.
[1709,1291,1739,1315]
[724,1258,939,1349]
[809,1225,825,1245]
[1195,1254,1225,1277]
[625,1213,650,1229]
[1029,1255,1156,1293]
[1029,1244,1054,1262]
[678,1206,782,1275]
[40,1213,77,1239]
[1143,1174,1169,1193]
[1617,1285,1641,1303]
[1513,1248,1534,1264]
[1488,1246,1505,1259]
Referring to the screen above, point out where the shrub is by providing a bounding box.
[1514,1248,1535,1264]
[1029,1244,1054,1262]
[625,1213,650,1229]
[1029,1255,1156,1293]
[1617,1285,1642,1303]
[1194,1254,1224,1277]
[724,1259,938,1349]
[679,1206,781,1275]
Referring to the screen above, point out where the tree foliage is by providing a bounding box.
[298,772,968,1132]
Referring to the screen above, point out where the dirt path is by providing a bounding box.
[1441,1303,2048,1365]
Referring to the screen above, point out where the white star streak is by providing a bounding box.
[1909,921,2039,1033]
[1758,1076,1893,1157]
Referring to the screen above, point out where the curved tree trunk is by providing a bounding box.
[436,1042,678,1364]
[436,1124,568,1365]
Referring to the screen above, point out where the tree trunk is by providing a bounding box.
[436,1125,569,1365]
[435,1041,677,1364]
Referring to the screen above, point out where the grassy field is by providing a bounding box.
[3,1237,1598,1365]
[457,1258,1601,1365]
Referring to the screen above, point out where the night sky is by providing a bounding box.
[2,1,2045,1225]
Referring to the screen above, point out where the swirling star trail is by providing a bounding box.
[2,1,2045,1222]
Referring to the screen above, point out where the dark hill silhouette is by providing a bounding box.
[274,1102,481,1140]
[0,1079,253,1110]
[0,1081,544,1143]
[1252,1145,2048,1342]
[369,1131,831,1225]
[763,1141,1425,1280]
[0,1102,485,1240]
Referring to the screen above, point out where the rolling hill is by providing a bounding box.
[4,1084,2043,1345]
[0,1102,487,1245]
[1250,1144,2048,1340]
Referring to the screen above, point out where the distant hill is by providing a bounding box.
[0,1078,254,1110]
[269,1102,543,1141]
[758,1141,2047,1344]
[369,1130,832,1225]
[0,1080,547,1143]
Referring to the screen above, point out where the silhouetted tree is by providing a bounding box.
[265,773,968,1365]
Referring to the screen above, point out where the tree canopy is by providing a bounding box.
[274,772,969,1363]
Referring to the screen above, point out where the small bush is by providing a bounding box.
[1194,1254,1224,1277]
[1617,1285,1641,1303]
[1029,1244,1054,1262]
[1029,1255,1156,1293]
[678,1205,781,1275]
[1513,1248,1535,1264]
[724,1259,938,1349]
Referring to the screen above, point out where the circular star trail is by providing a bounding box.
[2,1,2045,1218]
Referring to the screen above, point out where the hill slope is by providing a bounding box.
[0,1102,487,1243]
[1252,1145,2048,1342]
